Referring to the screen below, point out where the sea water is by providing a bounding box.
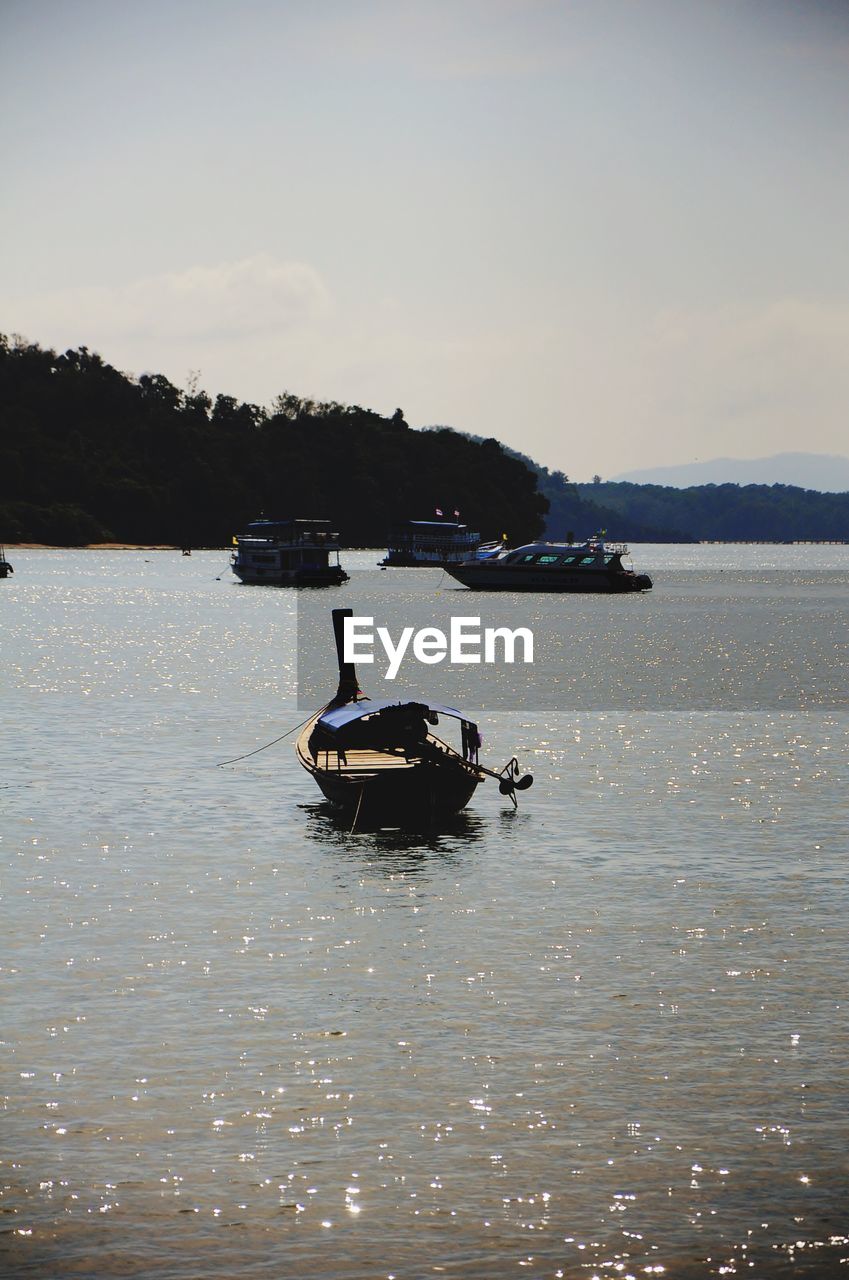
[1,547,847,1278]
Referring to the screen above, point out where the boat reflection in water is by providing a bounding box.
[296,608,533,830]
[300,801,489,860]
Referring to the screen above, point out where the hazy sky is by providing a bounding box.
[2,0,848,479]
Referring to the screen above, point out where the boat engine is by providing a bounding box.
[497,758,534,807]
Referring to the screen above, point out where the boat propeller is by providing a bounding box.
[497,757,534,807]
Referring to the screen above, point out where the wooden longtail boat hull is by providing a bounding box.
[296,715,482,825]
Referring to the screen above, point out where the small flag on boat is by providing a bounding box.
[435,507,443,516]
[232,535,238,545]
[453,509,460,518]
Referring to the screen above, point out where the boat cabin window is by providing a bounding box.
[579,555,597,564]
[537,554,560,565]
[560,555,579,565]
[519,553,538,563]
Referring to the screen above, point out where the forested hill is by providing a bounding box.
[445,434,692,541]
[501,449,692,542]
[0,338,547,546]
[448,431,849,543]
[576,481,849,543]
[4,336,849,547]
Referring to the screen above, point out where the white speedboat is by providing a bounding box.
[445,536,652,592]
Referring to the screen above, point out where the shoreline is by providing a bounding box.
[4,543,227,550]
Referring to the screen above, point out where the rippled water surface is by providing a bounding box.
[2,548,848,1278]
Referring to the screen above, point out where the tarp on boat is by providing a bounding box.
[318,698,471,733]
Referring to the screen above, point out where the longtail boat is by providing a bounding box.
[296,608,532,827]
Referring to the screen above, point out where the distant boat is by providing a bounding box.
[380,519,481,567]
[445,535,653,592]
[296,608,533,827]
[0,546,13,579]
[232,518,348,586]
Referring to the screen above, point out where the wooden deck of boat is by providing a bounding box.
[296,725,480,778]
[311,749,417,773]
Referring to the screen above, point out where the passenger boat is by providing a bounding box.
[0,547,13,579]
[296,609,533,827]
[445,535,652,592]
[232,518,348,586]
[380,519,481,566]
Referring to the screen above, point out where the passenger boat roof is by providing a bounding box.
[391,520,470,531]
[246,517,333,529]
[318,698,472,732]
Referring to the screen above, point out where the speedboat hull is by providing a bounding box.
[445,563,652,592]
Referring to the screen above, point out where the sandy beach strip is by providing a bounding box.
[5,543,225,550]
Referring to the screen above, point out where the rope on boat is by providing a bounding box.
[216,710,319,767]
[350,783,366,833]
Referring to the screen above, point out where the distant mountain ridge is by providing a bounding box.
[614,452,849,492]
[438,430,691,541]
[576,481,849,543]
[434,430,849,542]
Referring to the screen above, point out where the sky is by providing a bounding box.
[2,0,848,480]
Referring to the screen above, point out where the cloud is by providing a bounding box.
[2,254,331,349]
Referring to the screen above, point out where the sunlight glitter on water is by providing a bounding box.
[1,550,848,1278]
